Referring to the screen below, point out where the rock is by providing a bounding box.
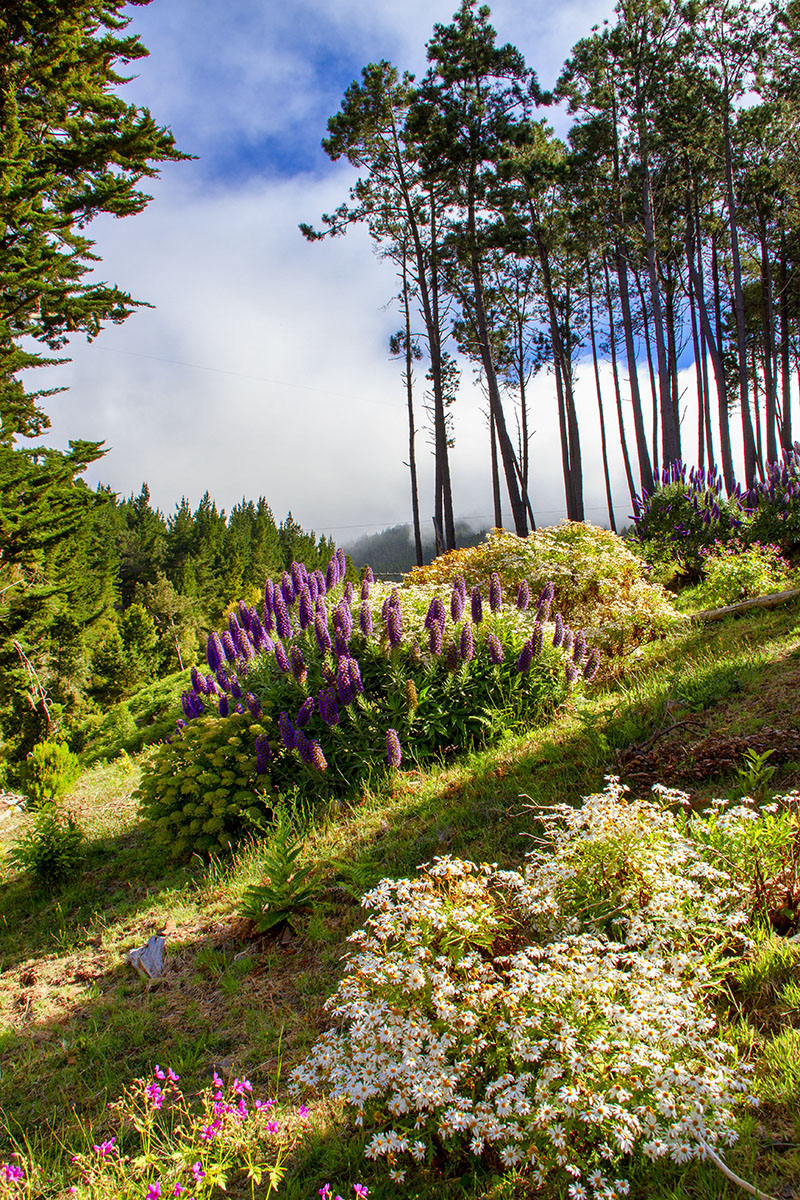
[128,935,166,978]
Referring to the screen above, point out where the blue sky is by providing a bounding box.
[32,0,663,542]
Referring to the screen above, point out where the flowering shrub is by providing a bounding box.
[689,540,791,609]
[135,711,272,859]
[292,781,769,1194]
[404,524,679,652]
[631,462,747,575]
[0,1068,307,1199]
[744,443,800,551]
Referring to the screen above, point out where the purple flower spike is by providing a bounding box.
[315,614,332,655]
[531,623,543,659]
[250,610,265,644]
[295,729,314,765]
[275,596,293,640]
[314,568,326,596]
[359,602,373,636]
[205,674,218,695]
[565,660,579,687]
[336,547,347,578]
[348,657,364,695]
[262,603,274,634]
[281,571,295,607]
[454,573,467,601]
[460,622,474,662]
[572,631,587,663]
[290,560,305,594]
[552,613,564,647]
[191,666,207,695]
[334,631,348,658]
[334,600,353,640]
[387,604,403,647]
[386,728,402,768]
[429,621,444,656]
[222,631,238,664]
[344,581,354,605]
[336,657,354,706]
[216,666,230,691]
[325,557,339,592]
[255,734,272,773]
[451,584,465,623]
[296,696,315,728]
[583,648,601,680]
[364,565,374,584]
[291,645,307,684]
[488,633,503,664]
[536,583,554,622]
[239,630,255,661]
[319,687,340,727]
[246,692,262,717]
[238,600,253,631]
[279,711,296,750]
[489,572,502,612]
[424,598,439,631]
[516,641,533,674]
[470,586,483,625]
[361,577,371,601]
[206,632,224,673]
[299,586,314,630]
[561,626,574,654]
[264,578,275,611]
[231,675,242,700]
[309,740,327,771]
[274,641,290,673]
[308,573,319,602]
[180,691,194,720]
[218,696,229,717]
[444,640,460,671]
[516,581,530,610]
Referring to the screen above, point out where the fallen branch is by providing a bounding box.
[695,1136,779,1200]
[692,587,800,623]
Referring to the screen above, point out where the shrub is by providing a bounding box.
[404,524,680,651]
[21,738,81,804]
[134,711,273,859]
[692,540,791,609]
[744,443,800,552]
[239,806,317,933]
[9,805,86,884]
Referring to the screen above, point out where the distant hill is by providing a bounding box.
[343,522,489,578]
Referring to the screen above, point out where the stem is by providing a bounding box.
[695,1136,779,1200]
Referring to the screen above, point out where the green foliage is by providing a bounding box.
[631,478,746,575]
[695,540,791,608]
[405,524,680,650]
[20,739,81,804]
[76,671,191,764]
[239,807,317,932]
[134,711,273,860]
[8,805,86,885]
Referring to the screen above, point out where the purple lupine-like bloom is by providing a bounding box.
[336,657,354,706]
[344,581,354,605]
[216,666,230,691]
[207,632,224,673]
[275,596,293,640]
[530,623,544,659]
[336,547,346,578]
[278,712,296,750]
[318,686,340,727]
[334,600,353,640]
[296,696,315,728]
[205,674,219,695]
[451,584,465,623]
[191,666,207,695]
[361,577,371,601]
[386,728,402,768]
[387,603,402,647]
[175,719,186,735]
[228,612,241,644]
[281,571,295,607]
[298,586,314,630]
[454,573,467,601]
[364,565,374,584]
[290,560,305,594]
[313,568,326,596]
[295,729,314,765]
[334,631,349,658]
[460,622,474,662]
[561,626,574,654]
[255,734,272,773]
[429,621,444,656]
[536,583,554,622]
[264,578,275,610]
[239,630,255,661]
[315,614,332,655]
[245,692,262,717]
[424,598,439,631]
[218,696,229,717]
[516,581,530,610]
[291,645,307,684]
[230,675,242,700]
[487,633,503,664]
[489,572,502,612]
[308,572,319,602]
[180,691,194,720]
[572,630,587,663]
[470,586,483,625]
[222,631,238,664]
[583,648,601,680]
[238,599,253,631]
[274,641,290,673]
[309,740,327,771]
[516,641,533,673]
[565,660,579,686]
[326,557,339,592]
[250,609,265,642]
[444,640,460,671]
[359,601,373,636]
[348,656,363,695]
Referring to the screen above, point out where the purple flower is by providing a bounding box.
[228,612,242,646]
[191,666,207,695]
[2,1165,24,1183]
[428,621,444,656]
[274,641,290,673]
[295,729,314,765]
[451,584,465,623]
[359,602,373,636]
[387,604,402,647]
[191,1163,206,1183]
[230,675,242,700]
[552,613,564,647]
[516,581,530,610]
[291,645,307,684]
[275,596,293,640]
[361,577,371,600]
[572,630,587,663]
[238,599,252,631]
[444,640,460,671]
[308,573,319,602]
[250,611,267,649]
[309,740,327,771]
[487,633,503,664]
[255,735,272,773]
[239,630,255,661]
[245,692,262,717]
[146,1183,162,1200]
[344,581,354,605]
[326,557,339,592]
[216,665,230,691]
[334,631,349,658]
[348,656,364,695]
[318,686,340,727]
[583,648,601,680]
[516,641,533,673]
[315,613,332,654]
[296,696,315,728]
[561,626,574,654]
[298,586,314,630]
[470,586,483,625]
[222,631,238,664]
[334,600,353,640]
[264,578,275,611]
[313,568,326,596]
[336,657,354,706]
[336,547,347,578]
[565,660,579,686]
[290,560,306,594]
[218,696,229,717]
[364,565,374,584]
[279,712,296,750]
[281,571,295,606]
[454,573,467,600]
[386,728,402,768]
[460,622,474,662]
[206,632,224,673]
[489,572,502,612]
[530,622,543,658]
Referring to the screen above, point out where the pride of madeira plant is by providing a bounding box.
[137,550,603,858]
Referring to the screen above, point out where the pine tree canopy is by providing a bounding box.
[0,0,189,444]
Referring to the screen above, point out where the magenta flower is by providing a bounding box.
[487,632,503,664]
[191,1163,206,1183]
[489,572,502,611]
[516,580,530,610]
[386,728,402,768]
[470,586,483,624]
[146,1183,162,1200]
[145,1082,164,1109]
[92,1138,116,1156]
[2,1165,24,1183]
[354,1187,369,1198]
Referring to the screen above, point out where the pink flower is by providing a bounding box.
[145,1083,164,1110]
[232,1077,252,1094]
[191,1163,205,1182]
[173,1187,185,1196]
[297,1104,309,1119]
[154,1066,166,1080]
[211,1072,224,1089]
[319,1188,332,1199]
[146,1183,162,1199]
[353,1187,369,1198]
[167,1068,180,1083]
[92,1138,116,1156]
[3,1164,24,1182]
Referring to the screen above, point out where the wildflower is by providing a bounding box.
[516,641,533,673]
[488,633,503,664]
[145,1082,164,1109]
[190,667,207,695]
[470,585,483,624]
[337,658,354,706]
[299,585,314,629]
[281,571,295,606]
[218,696,229,717]
[206,631,224,672]
[387,604,403,647]
[428,621,444,656]
[451,584,465,622]
[221,631,238,664]
[572,630,587,663]
[353,1187,369,1198]
[360,602,373,636]
[92,1138,116,1156]
[3,1164,24,1182]
[326,557,339,592]
[348,657,364,695]
[278,712,296,751]
[146,1184,161,1200]
[230,675,242,700]
[246,692,262,718]
[565,660,579,686]
[274,640,290,673]
[255,735,272,773]
[583,649,601,680]
[191,1163,205,1183]
[516,580,530,610]
[309,740,328,771]
[386,729,402,768]
[291,645,307,684]
[361,577,371,600]
[316,613,332,654]
[275,596,293,640]
[552,612,564,647]
[460,622,474,662]
[295,730,314,766]
[530,622,543,658]
[296,696,315,728]
[489,571,502,611]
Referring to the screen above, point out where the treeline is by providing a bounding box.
[344,521,488,576]
[0,453,333,779]
[306,0,800,547]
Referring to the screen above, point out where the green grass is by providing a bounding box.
[1,595,799,1197]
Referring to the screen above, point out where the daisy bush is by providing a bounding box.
[291,780,775,1195]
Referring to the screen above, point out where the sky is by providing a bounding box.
[29,0,660,545]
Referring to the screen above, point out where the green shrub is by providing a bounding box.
[689,540,791,609]
[745,446,800,552]
[9,805,86,884]
[630,468,747,576]
[134,710,273,859]
[21,739,82,804]
[239,806,317,932]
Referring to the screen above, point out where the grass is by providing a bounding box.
[1,594,800,1197]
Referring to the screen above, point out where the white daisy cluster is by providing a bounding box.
[291,781,766,1194]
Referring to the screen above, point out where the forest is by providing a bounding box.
[2,2,800,1200]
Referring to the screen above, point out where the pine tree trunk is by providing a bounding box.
[401,252,424,567]
[603,254,638,503]
[587,258,616,530]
